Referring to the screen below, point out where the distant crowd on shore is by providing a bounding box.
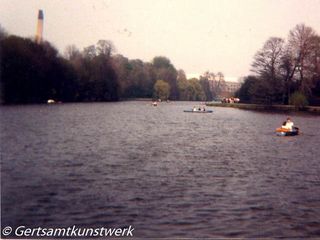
[222,97,240,103]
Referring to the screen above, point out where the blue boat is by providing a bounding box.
[184,110,213,113]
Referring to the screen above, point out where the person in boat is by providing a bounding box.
[282,117,294,131]
[281,121,287,128]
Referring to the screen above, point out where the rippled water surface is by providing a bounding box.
[1,101,320,238]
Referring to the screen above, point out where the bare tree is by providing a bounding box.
[251,37,286,103]
[83,45,96,59]
[177,69,187,82]
[216,72,226,95]
[201,71,217,97]
[252,37,285,78]
[64,44,81,61]
[307,35,320,88]
[0,24,8,40]
[287,24,317,95]
[96,40,115,57]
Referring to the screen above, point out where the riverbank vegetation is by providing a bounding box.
[2,23,319,106]
[0,25,212,104]
[236,24,320,107]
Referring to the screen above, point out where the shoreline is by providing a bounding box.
[205,102,320,114]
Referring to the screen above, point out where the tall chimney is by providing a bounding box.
[35,10,44,44]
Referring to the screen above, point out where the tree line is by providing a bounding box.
[0,25,214,104]
[236,24,320,106]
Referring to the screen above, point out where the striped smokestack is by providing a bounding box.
[35,10,44,44]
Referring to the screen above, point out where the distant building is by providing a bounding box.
[224,81,241,94]
[218,81,241,98]
[35,10,44,44]
[201,71,241,99]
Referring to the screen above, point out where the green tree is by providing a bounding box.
[152,56,178,99]
[235,76,259,103]
[153,80,170,100]
[187,78,206,101]
[112,55,154,98]
[289,91,308,109]
[177,80,188,100]
[177,77,206,101]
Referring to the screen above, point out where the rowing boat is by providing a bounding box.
[183,110,213,113]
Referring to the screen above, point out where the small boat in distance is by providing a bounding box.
[275,127,299,136]
[184,109,213,113]
[184,106,213,113]
[152,101,158,106]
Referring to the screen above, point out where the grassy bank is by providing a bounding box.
[205,102,320,114]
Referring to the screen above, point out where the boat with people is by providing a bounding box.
[184,110,213,113]
[184,106,213,113]
[275,117,299,136]
[276,126,299,136]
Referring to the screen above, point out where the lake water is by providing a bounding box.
[1,101,320,238]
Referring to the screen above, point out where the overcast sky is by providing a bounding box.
[1,0,320,81]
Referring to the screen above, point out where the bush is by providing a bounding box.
[289,91,309,109]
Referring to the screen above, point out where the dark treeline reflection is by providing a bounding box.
[0,26,213,104]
